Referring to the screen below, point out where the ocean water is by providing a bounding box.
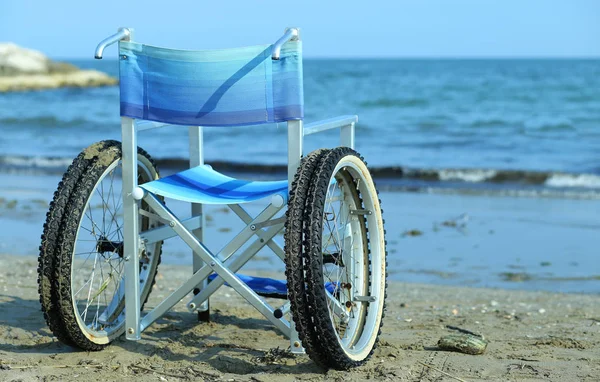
[1,59,600,196]
[0,59,599,293]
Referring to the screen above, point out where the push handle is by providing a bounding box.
[96,27,296,60]
[95,27,131,59]
[271,27,299,60]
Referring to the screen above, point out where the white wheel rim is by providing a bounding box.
[322,156,385,360]
[70,156,159,344]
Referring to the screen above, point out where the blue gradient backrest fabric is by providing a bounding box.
[118,41,303,126]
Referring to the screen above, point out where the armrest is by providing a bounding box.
[303,115,358,136]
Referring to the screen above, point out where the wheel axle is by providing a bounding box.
[323,252,345,267]
[96,237,124,257]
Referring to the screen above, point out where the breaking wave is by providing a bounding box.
[2,154,599,197]
[0,115,94,128]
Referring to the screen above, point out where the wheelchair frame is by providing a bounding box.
[95,27,359,354]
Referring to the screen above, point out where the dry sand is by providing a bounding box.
[0,253,598,381]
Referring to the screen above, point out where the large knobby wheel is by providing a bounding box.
[284,148,330,367]
[39,143,118,347]
[303,147,387,370]
[42,141,162,350]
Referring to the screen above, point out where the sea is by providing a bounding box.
[0,58,599,293]
[2,59,600,197]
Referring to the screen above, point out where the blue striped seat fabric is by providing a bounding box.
[119,41,304,126]
[139,165,288,204]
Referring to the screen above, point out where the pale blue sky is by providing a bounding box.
[1,0,599,59]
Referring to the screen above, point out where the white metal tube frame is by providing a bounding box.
[104,27,358,353]
[136,114,358,149]
[124,117,355,343]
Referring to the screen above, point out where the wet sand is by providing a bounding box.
[1,254,599,381]
[1,176,599,294]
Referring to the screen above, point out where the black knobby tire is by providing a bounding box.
[38,140,121,346]
[284,148,330,366]
[303,147,387,370]
[44,141,162,350]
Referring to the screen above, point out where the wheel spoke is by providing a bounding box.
[74,277,93,297]
[82,253,99,322]
[99,178,106,235]
[105,169,117,236]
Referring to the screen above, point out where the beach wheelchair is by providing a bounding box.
[37,27,387,370]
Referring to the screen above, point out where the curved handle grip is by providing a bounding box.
[272,28,299,60]
[95,28,131,59]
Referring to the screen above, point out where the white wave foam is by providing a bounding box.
[438,169,497,183]
[0,155,72,169]
[421,186,600,200]
[545,173,600,189]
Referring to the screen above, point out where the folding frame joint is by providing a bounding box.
[139,208,172,225]
[250,216,286,231]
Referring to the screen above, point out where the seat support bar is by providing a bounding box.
[140,215,202,244]
[139,202,281,331]
[229,204,285,262]
[141,220,283,332]
[185,222,283,313]
[141,194,291,336]
[213,204,281,263]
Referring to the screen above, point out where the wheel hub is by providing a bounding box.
[323,252,345,267]
[96,236,124,257]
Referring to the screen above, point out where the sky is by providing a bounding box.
[1,0,599,59]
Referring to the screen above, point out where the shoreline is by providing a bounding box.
[0,253,598,381]
[1,180,599,294]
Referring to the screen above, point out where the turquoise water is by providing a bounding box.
[1,59,600,196]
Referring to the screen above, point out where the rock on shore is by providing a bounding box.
[0,43,117,92]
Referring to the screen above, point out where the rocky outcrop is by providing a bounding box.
[0,43,117,92]
[0,71,118,92]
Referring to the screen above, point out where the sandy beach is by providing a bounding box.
[1,176,599,380]
[1,253,598,381]
[1,6,599,380]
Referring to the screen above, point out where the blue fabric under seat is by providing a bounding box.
[139,165,288,204]
[208,273,337,299]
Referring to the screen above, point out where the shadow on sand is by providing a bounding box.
[0,294,323,376]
